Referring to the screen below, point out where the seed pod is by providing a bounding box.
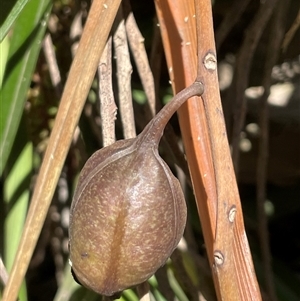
[69,82,204,296]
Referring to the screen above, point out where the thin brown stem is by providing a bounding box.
[138,82,204,146]
[42,33,63,98]
[98,36,117,147]
[123,0,156,116]
[113,6,136,139]
[282,8,300,52]
[70,11,83,57]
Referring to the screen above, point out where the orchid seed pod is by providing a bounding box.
[69,82,204,296]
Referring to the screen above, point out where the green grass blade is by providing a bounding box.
[122,289,139,301]
[0,0,29,42]
[0,0,52,176]
[167,268,189,301]
[3,124,32,301]
[0,35,10,87]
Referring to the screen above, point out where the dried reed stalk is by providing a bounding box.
[154,0,262,300]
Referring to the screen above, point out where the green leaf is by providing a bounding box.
[0,0,29,42]
[167,268,189,301]
[0,35,10,87]
[0,0,52,176]
[3,119,32,301]
[122,289,139,301]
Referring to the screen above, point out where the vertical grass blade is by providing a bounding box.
[0,0,52,175]
[3,125,32,301]
[0,35,9,87]
[0,0,29,42]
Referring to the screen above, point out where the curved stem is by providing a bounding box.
[137,81,204,147]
